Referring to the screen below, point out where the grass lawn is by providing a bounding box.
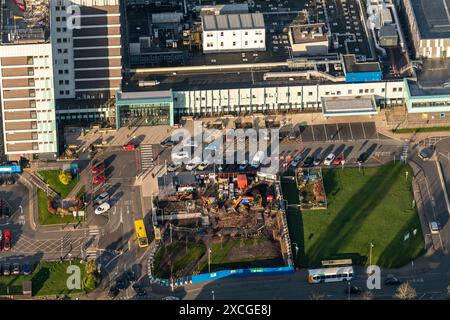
[393,126,450,134]
[283,161,425,268]
[0,261,85,296]
[37,189,78,225]
[154,242,206,279]
[38,170,79,198]
[199,238,283,272]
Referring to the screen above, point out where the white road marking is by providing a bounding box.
[120,208,123,224]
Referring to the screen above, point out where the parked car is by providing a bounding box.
[115,278,127,291]
[2,263,11,276]
[357,152,369,164]
[12,263,20,275]
[125,270,137,282]
[94,192,110,205]
[92,174,106,184]
[162,296,180,300]
[323,153,336,166]
[345,285,362,295]
[185,156,201,171]
[108,286,120,298]
[91,163,105,175]
[197,161,209,171]
[332,153,345,165]
[288,131,297,140]
[384,276,402,286]
[291,155,303,168]
[313,156,323,166]
[160,137,176,147]
[167,163,181,172]
[239,160,249,171]
[303,156,314,167]
[22,263,33,276]
[429,221,441,234]
[95,202,111,215]
[122,143,137,151]
[3,229,11,251]
[418,148,433,160]
[132,284,147,297]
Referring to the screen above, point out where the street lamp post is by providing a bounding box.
[211,290,215,301]
[369,241,374,268]
[347,281,351,300]
[208,247,212,273]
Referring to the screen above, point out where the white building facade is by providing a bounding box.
[0,43,57,159]
[202,13,266,53]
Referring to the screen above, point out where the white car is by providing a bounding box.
[95,202,111,215]
[185,156,201,171]
[197,161,209,171]
[172,151,189,161]
[429,221,440,234]
[167,163,181,172]
[239,160,249,170]
[323,153,336,166]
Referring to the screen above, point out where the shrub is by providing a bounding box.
[58,171,73,185]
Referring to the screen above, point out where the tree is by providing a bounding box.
[394,282,417,300]
[58,171,73,185]
[83,259,102,292]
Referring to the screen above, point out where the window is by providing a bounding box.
[64,70,69,74]
[370,88,374,93]
[364,89,369,93]
[58,70,63,74]
[308,92,313,96]
[63,59,68,64]
[65,90,70,95]
[359,89,363,94]
[56,27,61,32]
[59,80,64,85]
[393,88,397,92]
[220,32,224,36]
[245,31,248,35]
[245,41,248,45]
[381,88,385,93]
[57,49,62,54]
[398,87,402,92]
[297,92,301,96]
[232,41,236,46]
[65,80,69,85]
[60,90,64,95]
[337,91,341,95]
[56,17,60,22]
[220,42,224,46]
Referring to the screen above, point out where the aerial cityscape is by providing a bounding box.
[0,0,450,304]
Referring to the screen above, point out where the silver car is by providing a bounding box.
[94,192,110,205]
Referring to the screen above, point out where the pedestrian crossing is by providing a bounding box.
[139,144,154,173]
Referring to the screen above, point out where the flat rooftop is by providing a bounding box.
[201,13,265,31]
[322,96,377,116]
[407,79,450,97]
[290,23,328,44]
[410,0,450,39]
[343,55,381,73]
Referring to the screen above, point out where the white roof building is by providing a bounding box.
[201,13,266,53]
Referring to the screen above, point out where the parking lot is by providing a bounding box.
[297,122,379,142]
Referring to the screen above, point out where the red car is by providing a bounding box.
[15,0,26,11]
[122,143,137,151]
[3,229,11,251]
[91,163,105,175]
[92,174,106,184]
[332,153,345,165]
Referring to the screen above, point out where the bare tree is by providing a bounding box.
[361,290,374,300]
[394,282,417,300]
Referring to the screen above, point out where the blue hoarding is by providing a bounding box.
[0,165,22,174]
[345,71,382,83]
[190,266,294,284]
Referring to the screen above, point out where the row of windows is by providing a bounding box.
[56,38,70,43]
[189,87,403,100]
[55,17,67,22]
[312,272,353,280]
[59,90,71,95]
[208,31,261,37]
[208,40,263,47]
[56,27,68,33]
[58,80,70,85]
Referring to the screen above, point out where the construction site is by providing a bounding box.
[153,172,293,279]
[1,0,50,45]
